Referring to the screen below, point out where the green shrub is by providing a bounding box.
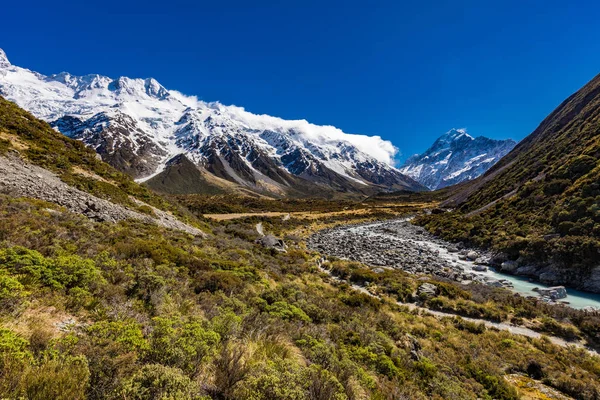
[119,364,205,400]
[0,247,104,291]
[149,317,220,374]
[265,301,312,323]
[0,270,27,310]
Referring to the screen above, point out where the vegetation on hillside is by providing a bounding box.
[416,73,600,273]
[0,195,599,399]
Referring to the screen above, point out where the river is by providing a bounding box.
[311,219,600,310]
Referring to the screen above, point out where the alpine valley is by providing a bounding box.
[0,48,425,198]
[1,43,600,400]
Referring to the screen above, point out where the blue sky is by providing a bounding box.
[2,0,600,163]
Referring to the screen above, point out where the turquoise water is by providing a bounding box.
[349,220,600,310]
[489,269,600,310]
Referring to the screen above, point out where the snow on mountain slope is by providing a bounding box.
[0,48,424,195]
[399,129,516,190]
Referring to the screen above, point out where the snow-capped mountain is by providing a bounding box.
[399,129,516,190]
[0,48,424,196]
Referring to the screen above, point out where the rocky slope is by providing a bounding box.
[0,95,204,236]
[399,129,516,190]
[0,153,203,236]
[0,48,424,197]
[417,73,600,293]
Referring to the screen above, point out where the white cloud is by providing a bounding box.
[203,102,399,165]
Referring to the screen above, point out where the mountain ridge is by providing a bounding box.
[0,48,425,197]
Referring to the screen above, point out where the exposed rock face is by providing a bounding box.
[52,111,167,179]
[0,153,204,236]
[399,129,516,190]
[582,267,600,293]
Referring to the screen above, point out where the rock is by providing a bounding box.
[488,253,508,267]
[499,279,514,288]
[535,286,567,300]
[447,246,459,253]
[500,260,518,273]
[401,334,423,361]
[256,235,287,252]
[372,267,385,274]
[466,251,479,261]
[417,283,438,298]
[472,265,487,272]
[255,222,265,236]
[474,257,489,265]
[515,265,537,276]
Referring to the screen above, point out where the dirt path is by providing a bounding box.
[316,259,598,355]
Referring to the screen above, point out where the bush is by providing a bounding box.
[0,247,104,291]
[265,301,312,323]
[0,270,27,311]
[119,364,205,400]
[149,317,220,375]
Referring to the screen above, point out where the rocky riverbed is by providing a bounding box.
[308,218,600,309]
[308,219,510,286]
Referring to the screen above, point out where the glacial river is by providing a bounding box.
[348,221,600,310]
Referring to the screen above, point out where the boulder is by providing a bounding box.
[417,283,438,298]
[466,251,479,261]
[474,257,489,265]
[402,334,423,361]
[500,260,518,273]
[534,286,567,300]
[472,265,487,272]
[256,235,287,252]
[489,253,508,267]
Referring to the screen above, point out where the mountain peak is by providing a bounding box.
[400,129,516,190]
[444,128,473,141]
[0,48,10,68]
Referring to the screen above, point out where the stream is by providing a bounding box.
[308,219,600,311]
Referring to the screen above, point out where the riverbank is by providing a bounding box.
[307,218,600,310]
[315,258,598,356]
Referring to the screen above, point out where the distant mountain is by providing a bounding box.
[417,73,600,293]
[0,48,424,197]
[399,129,516,190]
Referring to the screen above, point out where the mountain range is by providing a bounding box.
[399,129,516,190]
[0,48,425,197]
